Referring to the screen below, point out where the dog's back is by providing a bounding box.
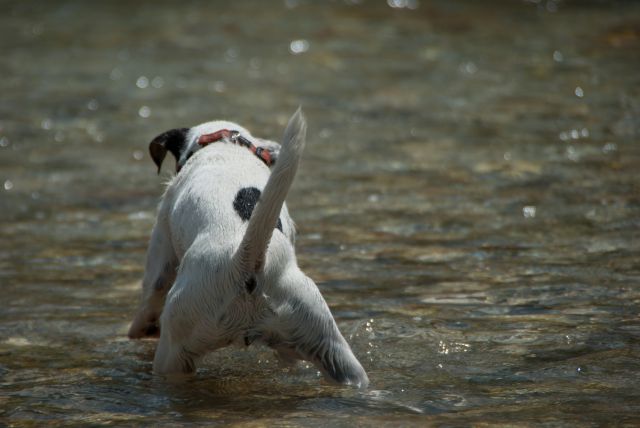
[159,142,295,261]
[130,109,369,387]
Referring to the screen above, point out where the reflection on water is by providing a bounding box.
[1,0,639,425]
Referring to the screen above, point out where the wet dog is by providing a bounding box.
[128,109,369,387]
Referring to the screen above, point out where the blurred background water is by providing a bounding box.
[1,0,639,426]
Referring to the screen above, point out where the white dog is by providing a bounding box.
[128,109,369,387]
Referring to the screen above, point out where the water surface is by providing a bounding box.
[1,0,639,426]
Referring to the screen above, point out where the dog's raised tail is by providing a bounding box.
[234,108,307,274]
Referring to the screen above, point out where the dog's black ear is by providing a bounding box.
[148,128,189,174]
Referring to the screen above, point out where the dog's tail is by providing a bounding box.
[233,107,307,274]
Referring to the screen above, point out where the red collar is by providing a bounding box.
[197,129,273,166]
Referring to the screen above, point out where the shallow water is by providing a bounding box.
[1,0,640,426]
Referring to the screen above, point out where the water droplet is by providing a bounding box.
[570,129,580,139]
[566,146,579,161]
[249,58,261,70]
[31,25,43,36]
[138,106,151,118]
[0,137,9,148]
[4,180,13,191]
[523,206,536,218]
[368,194,380,203]
[552,50,564,62]
[129,211,152,221]
[438,341,450,355]
[580,128,589,138]
[212,81,226,93]
[151,76,164,89]
[460,61,477,74]
[289,39,309,55]
[87,99,99,111]
[387,0,419,9]
[110,67,123,80]
[319,128,332,139]
[225,48,238,62]
[503,151,512,161]
[574,86,584,98]
[132,150,144,160]
[136,76,149,89]
[602,142,617,154]
[41,118,53,130]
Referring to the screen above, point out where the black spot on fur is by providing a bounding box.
[233,187,284,232]
[245,275,257,293]
[234,187,261,221]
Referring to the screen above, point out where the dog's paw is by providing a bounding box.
[128,315,160,339]
[322,363,370,389]
[314,345,370,389]
[128,324,160,339]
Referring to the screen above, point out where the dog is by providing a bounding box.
[128,109,369,388]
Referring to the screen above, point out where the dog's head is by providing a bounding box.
[149,121,280,174]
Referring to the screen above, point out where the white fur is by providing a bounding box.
[128,109,369,387]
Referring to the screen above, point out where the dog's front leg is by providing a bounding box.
[128,217,178,339]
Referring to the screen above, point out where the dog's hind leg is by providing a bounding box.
[152,292,209,377]
[128,216,178,338]
[152,238,241,375]
[267,268,370,388]
[153,327,200,376]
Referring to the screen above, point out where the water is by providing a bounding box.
[2,0,639,425]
